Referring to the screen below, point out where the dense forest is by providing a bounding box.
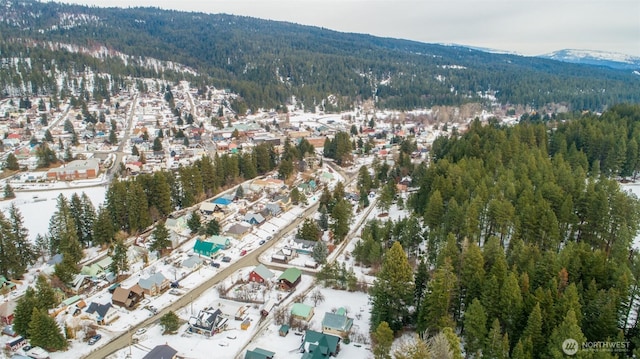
[348,105,640,357]
[1,0,640,111]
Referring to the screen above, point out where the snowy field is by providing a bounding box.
[0,176,107,242]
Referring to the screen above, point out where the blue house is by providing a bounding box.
[243,213,265,225]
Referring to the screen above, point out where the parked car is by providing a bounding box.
[259,240,265,245]
[169,289,182,296]
[135,328,147,336]
[211,262,220,268]
[88,334,102,345]
[221,256,232,263]
[240,249,247,256]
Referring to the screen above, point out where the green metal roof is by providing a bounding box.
[193,239,218,255]
[278,267,302,283]
[291,303,313,318]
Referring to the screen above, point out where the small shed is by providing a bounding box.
[279,324,290,337]
[241,318,251,330]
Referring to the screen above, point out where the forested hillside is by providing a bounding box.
[1,0,639,111]
[355,105,640,357]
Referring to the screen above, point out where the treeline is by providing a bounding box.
[2,0,640,111]
[0,40,204,98]
[104,146,278,234]
[362,105,640,357]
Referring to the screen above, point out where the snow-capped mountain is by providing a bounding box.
[541,49,640,70]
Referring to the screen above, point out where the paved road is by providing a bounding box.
[89,162,356,358]
[88,201,320,359]
[106,93,138,179]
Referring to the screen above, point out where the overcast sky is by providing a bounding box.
[56,0,640,56]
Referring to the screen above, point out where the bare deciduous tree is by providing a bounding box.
[310,289,325,306]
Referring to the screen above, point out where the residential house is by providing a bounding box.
[138,273,170,296]
[165,217,185,233]
[244,348,275,359]
[249,264,274,284]
[208,235,232,249]
[193,239,219,257]
[199,202,217,215]
[278,267,302,291]
[0,276,16,292]
[85,302,119,325]
[226,223,251,239]
[274,194,292,211]
[143,344,178,359]
[291,303,314,321]
[112,285,144,309]
[188,308,228,337]
[181,256,203,270]
[71,274,93,294]
[321,309,353,338]
[301,330,341,358]
[292,238,317,255]
[212,197,233,211]
[0,300,16,325]
[271,247,295,264]
[265,203,282,217]
[244,213,265,226]
[80,263,103,278]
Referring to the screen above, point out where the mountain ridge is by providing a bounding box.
[540,49,640,70]
[1,0,639,111]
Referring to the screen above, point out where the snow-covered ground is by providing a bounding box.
[0,174,107,242]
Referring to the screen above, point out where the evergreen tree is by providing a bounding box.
[522,303,544,359]
[5,153,19,171]
[414,259,429,311]
[310,241,328,264]
[330,198,352,242]
[0,212,20,279]
[463,298,487,358]
[298,218,321,241]
[7,203,32,277]
[93,205,115,247]
[547,309,589,359]
[373,321,394,359]
[13,287,36,336]
[484,319,509,359]
[459,239,485,308]
[204,218,220,236]
[28,308,67,351]
[442,327,463,359]
[152,137,163,151]
[187,212,201,234]
[370,242,415,333]
[79,193,96,245]
[109,238,129,278]
[235,185,244,199]
[35,275,57,310]
[417,257,458,333]
[160,311,180,334]
[149,222,171,256]
[3,183,15,199]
